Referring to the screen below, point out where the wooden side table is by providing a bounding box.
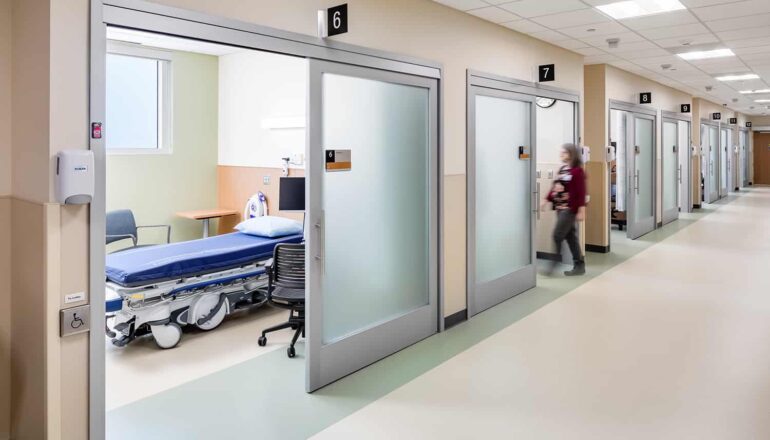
[176,209,239,238]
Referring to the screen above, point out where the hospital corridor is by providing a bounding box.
[2,0,770,439]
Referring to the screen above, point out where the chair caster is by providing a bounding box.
[258,336,267,346]
[287,346,296,358]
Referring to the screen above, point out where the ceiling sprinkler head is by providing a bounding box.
[661,63,672,70]
[705,85,713,92]
[607,38,620,49]
[732,98,739,103]
[750,106,755,109]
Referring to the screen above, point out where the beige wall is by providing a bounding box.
[107,50,219,247]
[8,0,586,436]
[584,64,692,246]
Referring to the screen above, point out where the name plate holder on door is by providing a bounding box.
[518,146,530,160]
[325,149,352,171]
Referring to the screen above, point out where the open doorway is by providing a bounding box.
[91,5,442,437]
[608,102,656,247]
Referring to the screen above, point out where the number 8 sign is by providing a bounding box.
[640,92,652,104]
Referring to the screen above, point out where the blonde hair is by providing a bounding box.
[562,143,583,168]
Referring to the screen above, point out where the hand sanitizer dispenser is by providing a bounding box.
[55,150,94,205]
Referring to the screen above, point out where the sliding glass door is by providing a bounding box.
[678,120,692,213]
[662,119,679,225]
[704,124,720,203]
[627,114,656,239]
[468,87,536,316]
[306,60,438,392]
[720,127,729,196]
[740,129,749,187]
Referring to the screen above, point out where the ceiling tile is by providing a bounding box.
[717,26,770,42]
[579,31,645,47]
[498,0,588,18]
[653,33,720,49]
[604,40,661,54]
[705,13,770,33]
[530,8,610,28]
[527,30,573,43]
[621,10,699,30]
[681,0,738,6]
[467,6,521,22]
[558,20,627,38]
[434,0,488,11]
[550,39,592,50]
[637,23,710,40]
[574,46,607,56]
[726,36,770,49]
[616,47,672,59]
[733,45,770,55]
[691,0,770,22]
[482,0,517,4]
[739,51,770,62]
[501,19,549,34]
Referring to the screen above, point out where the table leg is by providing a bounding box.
[203,218,210,238]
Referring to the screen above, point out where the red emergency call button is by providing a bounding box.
[91,122,102,139]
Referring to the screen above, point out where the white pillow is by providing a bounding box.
[234,216,303,238]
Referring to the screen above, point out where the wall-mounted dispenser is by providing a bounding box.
[55,150,94,205]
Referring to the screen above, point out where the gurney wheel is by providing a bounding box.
[152,323,182,349]
[287,346,296,358]
[258,336,267,346]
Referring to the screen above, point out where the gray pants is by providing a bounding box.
[553,210,583,263]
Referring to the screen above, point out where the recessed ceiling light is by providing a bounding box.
[716,73,760,81]
[740,89,770,94]
[755,99,770,103]
[596,0,686,20]
[677,48,735,60]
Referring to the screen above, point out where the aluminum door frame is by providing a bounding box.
[467,86,537,318]
[626,112,657,239]
[740,128,750,187]
[701,120,720,204]
[306,59,439,392]
[661,117,680,225]
[720,127,730,197]
[662,111,691,214]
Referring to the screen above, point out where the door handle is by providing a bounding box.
[533,182,540,220]
[314,213,324,272]
[635,170,640,195]
[678,165,682,183]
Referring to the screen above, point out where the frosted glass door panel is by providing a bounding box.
[320,73,430,344]
[720,129,728,190]
[678,121,690,212]
[475,95,531,284]
[663,121,678,212]
[710,127,719,197]
[634,117,654,222]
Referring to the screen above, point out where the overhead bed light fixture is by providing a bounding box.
[754,99,770,103]
[596,0,685,20]
[677,48,734,60]
[716,73,760,82]
[740,89,770,94]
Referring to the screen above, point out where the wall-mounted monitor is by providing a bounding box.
[279,177,305,211]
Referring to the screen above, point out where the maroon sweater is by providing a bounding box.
[546,166,586,214]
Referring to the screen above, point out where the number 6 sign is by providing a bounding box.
[326,4,348,37]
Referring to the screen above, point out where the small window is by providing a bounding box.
[106,43,172,154]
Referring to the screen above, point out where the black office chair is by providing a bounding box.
[106,209,171,251]
[257,243,305,358]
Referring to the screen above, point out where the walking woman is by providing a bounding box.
[542,143,587,276]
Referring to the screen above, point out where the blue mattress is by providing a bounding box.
[106,232,303,287]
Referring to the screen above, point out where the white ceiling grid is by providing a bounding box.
[434,0,770,115]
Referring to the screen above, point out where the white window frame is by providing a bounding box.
[106,41,174,155]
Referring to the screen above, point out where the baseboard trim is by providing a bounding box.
[657,221,663,228]
[444,309,467,329]
[586,244,610,253]
[536,251,561,262]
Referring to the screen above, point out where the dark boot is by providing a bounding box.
[564,260,585,276]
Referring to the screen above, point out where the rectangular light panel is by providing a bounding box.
[596,0,685,20]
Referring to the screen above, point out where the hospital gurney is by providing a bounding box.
[105,232,303,349]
